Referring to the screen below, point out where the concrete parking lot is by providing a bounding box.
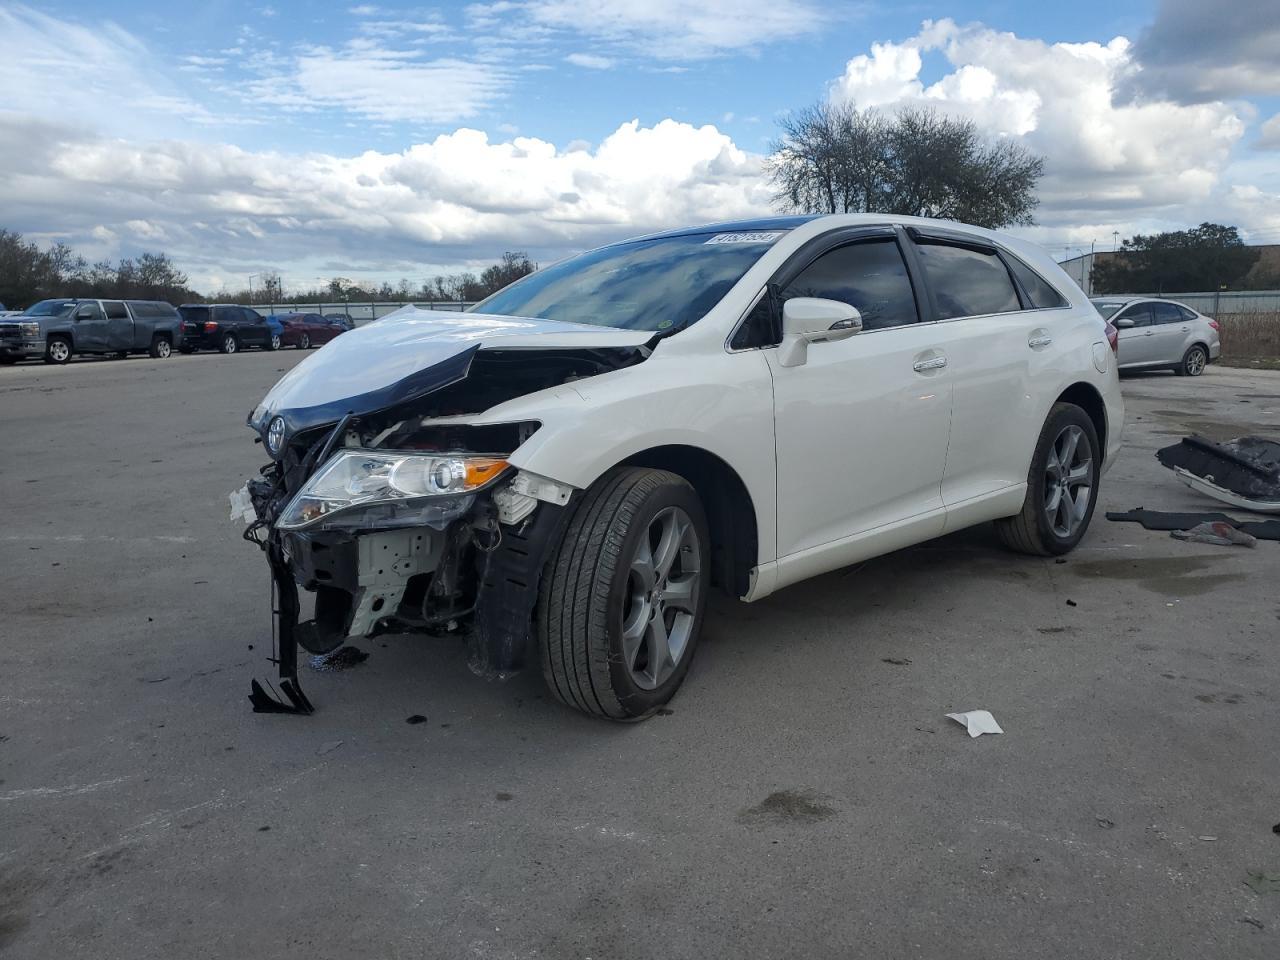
[2,352,1278,959]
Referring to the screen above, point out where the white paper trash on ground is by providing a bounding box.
[946,710,1003,738]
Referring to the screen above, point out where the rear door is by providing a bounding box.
[1150,301,1191,364]
[904,231,1063,509]
[102,301,133,351]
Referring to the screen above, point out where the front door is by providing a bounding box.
[765,236,953,559]
[1114,302,1159,366]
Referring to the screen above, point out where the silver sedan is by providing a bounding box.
[1090,296,1221,376]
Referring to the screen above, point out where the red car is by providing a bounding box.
[274,313,348,349]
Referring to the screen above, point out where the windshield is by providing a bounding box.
[1090,300,1127,320]
[25,299,78,317]
[470,231,787,331]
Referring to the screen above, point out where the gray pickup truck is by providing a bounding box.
[0,299,184,365]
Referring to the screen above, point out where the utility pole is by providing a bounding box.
[1112,230,1119,251]
[248,273,259,305]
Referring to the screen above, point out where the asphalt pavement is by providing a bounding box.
[2,350,1278,959]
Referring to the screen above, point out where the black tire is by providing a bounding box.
[1177,344,1208,377]
[995,402,1100,557]
[539,467,710,720]
[219,333,238,355]
[149,336,172,359]
[115,350,129,359]
[45,336,72,365]
[299,332,311,350]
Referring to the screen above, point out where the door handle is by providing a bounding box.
[1028,335,1053,348]
[912,355,947,372]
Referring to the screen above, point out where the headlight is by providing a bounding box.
[276,449,509,530]
[19,322,39,337]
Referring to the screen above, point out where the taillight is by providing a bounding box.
[1208,319,1220,331]
[1105,321,1118,354]
[203,321,218,332]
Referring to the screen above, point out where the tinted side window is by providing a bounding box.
[780,239,918,331]
[103,301,129,319]
[916,242,1021,320]
[242,309,262,321]
[1178,305,1198,321]
[1152,302,1183,324]
[1115,303,1153,327]
[1006,257,1068,309]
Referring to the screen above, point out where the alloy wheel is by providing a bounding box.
[271,334,281,350]
[1186,347,1206,376]
[621,505,702,690]
[157,340,171,358]
[49,340,70,362]
[224,335,237,354]
[1043,424,1093,539]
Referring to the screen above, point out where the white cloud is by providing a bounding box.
[484,0,823,59]
[0,116,770,290]
[249,45,511,123]
[565,52,614,69]
[830,19,1251,238]
[1256,114,1280,151]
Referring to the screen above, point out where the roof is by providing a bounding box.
[634,215,821,242]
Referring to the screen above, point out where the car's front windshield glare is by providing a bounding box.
[1091,301,1126,320]
[470,232,786,331]
[25,299,77,317]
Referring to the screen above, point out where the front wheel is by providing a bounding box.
[45,337,72,365]
[219,333,238,354]
[995,402,1100,556]
[1178,345,1207,376]
[539,467,710,720]
[267,333,281,351]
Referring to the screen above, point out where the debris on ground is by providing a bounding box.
[945,710,1003,738]
[1198,835,1218,841]
[1244,871,1280,894]
[737,789,837,825]
[881,657,911,665]
[1096,817,1115,829]
[309,645,369,671]
[405,714,427,724]
[1066,599,1078,607]
[1156,436,1280,513]
[317,740,344,755]
[1171,522,1258,548]
[1108,508,1280,541]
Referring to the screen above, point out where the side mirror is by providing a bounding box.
[75,306,95,320]
[1114,317,1135,329]
[778,297,862,367]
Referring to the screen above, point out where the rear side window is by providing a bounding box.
[1006,257,1068,309]
[780,239,919,332]
[1177,305,1198,321]
[1152,302,1183,325]
[103,301,129,319]
[179,306,209,323]
[915,242,1021,320]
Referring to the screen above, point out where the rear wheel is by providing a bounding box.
[995,402,1100,556]
[44,337,72,365]
[299,332,311,349]
[115,350,129,359]
[149,336,172,359]
[1178,344,1207,376]
[539,467,709,720]
[219,333,238,354]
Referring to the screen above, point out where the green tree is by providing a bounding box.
[1092,223,1261,294]
[767,102,1044,228]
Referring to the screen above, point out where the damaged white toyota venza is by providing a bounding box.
[240,215,1123,720]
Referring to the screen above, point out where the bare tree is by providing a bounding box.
[768,103,1044,229]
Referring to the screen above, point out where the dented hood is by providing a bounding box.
[248,306,653,437]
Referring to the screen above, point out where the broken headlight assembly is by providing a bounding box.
[276,449,509,531]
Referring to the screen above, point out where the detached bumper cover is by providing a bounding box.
[1156,435,1280,513]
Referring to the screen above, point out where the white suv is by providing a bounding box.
[241,214,1124,720]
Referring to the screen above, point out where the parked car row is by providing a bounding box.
[0,299,352,365]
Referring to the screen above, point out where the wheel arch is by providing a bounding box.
[616,444,758,599]
[1055,382,1108,464]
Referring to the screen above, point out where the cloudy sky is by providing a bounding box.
[2,0,1279,294]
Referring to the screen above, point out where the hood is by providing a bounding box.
[248,306,655,437]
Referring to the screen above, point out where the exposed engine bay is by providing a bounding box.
[241,342,649,714]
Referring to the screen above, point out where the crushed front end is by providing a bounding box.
[236,320,651,714]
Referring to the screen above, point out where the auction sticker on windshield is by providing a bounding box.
[704,232,786,245]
